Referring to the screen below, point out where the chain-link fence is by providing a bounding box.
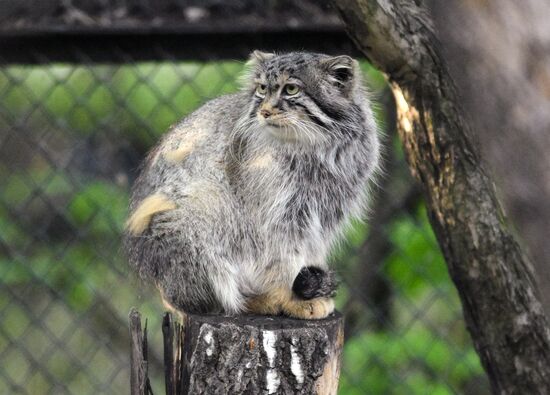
[0,11,489,395]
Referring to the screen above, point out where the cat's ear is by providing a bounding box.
[249,50,276,63]
[240,51,275,89]
[321,55,358,94]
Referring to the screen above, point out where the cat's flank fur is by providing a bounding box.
[124,51,380,319]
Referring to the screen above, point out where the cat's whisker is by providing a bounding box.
[287,116,329,145]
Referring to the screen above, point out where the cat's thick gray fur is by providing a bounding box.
[124,51,380,314]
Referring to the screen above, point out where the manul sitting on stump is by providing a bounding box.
[123,51,380,319]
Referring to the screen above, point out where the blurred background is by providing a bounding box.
[0,0,489,394]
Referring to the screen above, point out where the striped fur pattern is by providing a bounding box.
[124,51,380,317]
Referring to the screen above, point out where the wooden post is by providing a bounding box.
[130,309,344,395]
[129,308,153,395]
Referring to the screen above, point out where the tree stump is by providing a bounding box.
[130,309,344,395]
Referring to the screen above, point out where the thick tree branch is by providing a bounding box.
[331,0,550,393]
[429,0,550,317]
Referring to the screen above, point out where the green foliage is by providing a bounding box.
[338,205,485,394]
[385,207,449,298]
[340,320,484,394]
[341,324,482,395]
[68,181,128,237]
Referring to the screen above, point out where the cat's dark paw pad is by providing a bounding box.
[292,266,338,300]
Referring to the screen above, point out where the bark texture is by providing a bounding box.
[428,0,550,317]
[180,313,344,395]
[330,0,550,393]
[130,310,344,395]
[129,308,153,395]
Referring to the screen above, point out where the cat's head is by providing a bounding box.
[237,51,364,145]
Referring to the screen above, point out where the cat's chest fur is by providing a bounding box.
[234,142,354,244]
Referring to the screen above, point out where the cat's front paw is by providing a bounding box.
[284,297,335,320]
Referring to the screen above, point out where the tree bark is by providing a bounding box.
[130,310,344,395]
[180,313,344,395]
[330,0,550,393]
[428,0,550,318]
[129,308,153,395]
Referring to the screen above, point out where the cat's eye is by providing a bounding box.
[256,84,267,96]
[284,84,300,95]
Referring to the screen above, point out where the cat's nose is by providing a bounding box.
[260,109,272,118]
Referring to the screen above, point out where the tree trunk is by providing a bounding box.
[428,0,550,318]
[330,0,550,393]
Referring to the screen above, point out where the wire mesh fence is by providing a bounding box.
[0,42,490,394]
